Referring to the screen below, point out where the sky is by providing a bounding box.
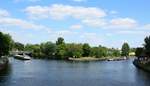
[0,0,150,48]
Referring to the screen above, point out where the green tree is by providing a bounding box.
[112,50,120,57]
[56,37,64,45]
[56,44,66,59]
[25,44,35,51]
[82,43,91,57]
[32,44,42,58]
[135,47,143,57]
[56,37,66,59]
[13,42,24,51]
[0,32,13,57]
[144,36,150,57]
[41,42,56,58]
[121,43,130,57]
[66,43,83,58]
[90,47,103,58]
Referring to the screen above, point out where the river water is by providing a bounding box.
[0,58,150,86]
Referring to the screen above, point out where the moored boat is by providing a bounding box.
[14,54,31,60]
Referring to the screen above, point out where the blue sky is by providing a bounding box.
[0,0,150,48]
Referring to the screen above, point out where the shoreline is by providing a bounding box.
[133,59,150,72]
[68,57,128,61]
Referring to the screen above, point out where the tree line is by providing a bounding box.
[0,31,131,59]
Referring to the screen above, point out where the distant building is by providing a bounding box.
[129,52,135,56]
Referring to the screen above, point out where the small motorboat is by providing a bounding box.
[14,54,31,60]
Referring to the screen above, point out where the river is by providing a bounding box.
[0,58,150,86]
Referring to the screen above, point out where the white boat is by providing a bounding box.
[14,54,31,60]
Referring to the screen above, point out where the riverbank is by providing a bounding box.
[133,59,150,72]
[68,57,128,61]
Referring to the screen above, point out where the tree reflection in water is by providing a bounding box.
[0,63,12,83]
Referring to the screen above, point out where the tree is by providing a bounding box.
[56,37,66,59]
[135,47,143,57]
[56,44,66,59]
[13,42,24,51]
[121,42,130,57]
[82,43,91,57]
[25,44,35,51]
[66,43,83,58]
[41,42,56,58]
[32,44,42,58]
[56,37,64,45]
[112,49,121,57]
[0,32,13,57]
[144,36,150,57]
[90,47,103,58]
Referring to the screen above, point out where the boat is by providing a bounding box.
[14,54,31,60]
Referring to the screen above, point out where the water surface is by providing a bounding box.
[0,58,150,86]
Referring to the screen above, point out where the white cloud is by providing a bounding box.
[0,9,10,17]
[24,4,142,29]
[82,19,106,27]
[70,24,82,30]
[24,4,107,20]
[110,18,138,28]
[0,17,50,31]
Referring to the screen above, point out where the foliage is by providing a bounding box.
[90,46,112,58]
[13,42,24,51]
[66,43,83,58]
[130,48,136,52]
[55,37,66,59]
[32,44,43,58]
[121,43,130,56]
[0,31,132,59]
[0,32,13,57]
[135,47,143,57]
[90,47,103,58]
[40,42,56,58]
[56,37,65,45]
[144,36,150,57]
[110,48,121,57]
[25,44,35,51]
[82,43,91,57]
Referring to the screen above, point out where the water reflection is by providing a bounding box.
[134,68,150,86]
[0,63,12,85]
[0,58,149,86]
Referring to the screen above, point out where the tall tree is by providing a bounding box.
[56,37,66,59]
[82,43,91,57]
[0,32,13,57]
[56,37,64,45]
[121,43,130,57]
[144,36,150,57]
